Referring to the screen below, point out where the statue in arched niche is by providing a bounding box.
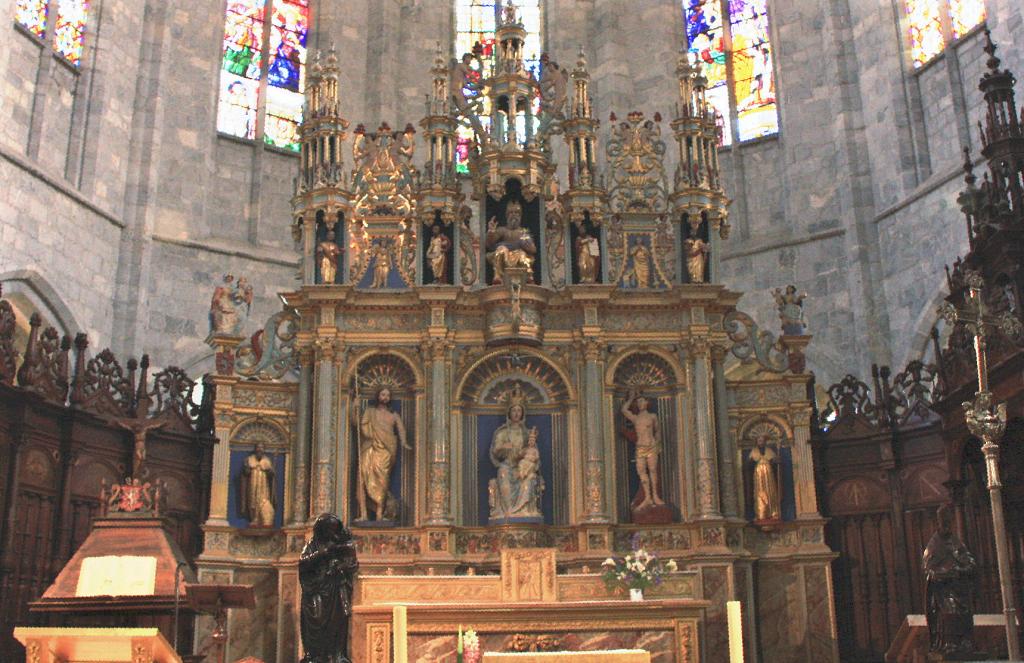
[488,385,544,523]
[354,386,411,522]
[743,421,786,528]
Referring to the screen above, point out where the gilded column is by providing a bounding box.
[290,347,314,524]
[712,345,738,517]
[425,338,452,525]
[580,337,610,523]
[310,337,339,517]
[689,335,722,519]
[790,404,821,518]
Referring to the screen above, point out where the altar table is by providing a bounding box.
[483,650,651,662]
[13,627,183,663]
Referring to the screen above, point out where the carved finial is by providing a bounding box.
[962,146,976,186]
[982,29,1000,72]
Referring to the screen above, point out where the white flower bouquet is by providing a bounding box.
[600,535,678,592]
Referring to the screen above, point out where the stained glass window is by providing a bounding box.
[15,0,47,38]
[453,0,542,174]
[216,0,308,153]
[948,0,986,40]
[15,0,91,66]
[683,0,778,146]
[907,0,986,68]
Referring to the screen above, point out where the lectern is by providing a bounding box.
[185,584,255,663]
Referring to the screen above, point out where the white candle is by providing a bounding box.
[393,605,408,663]
[727,600,744,663]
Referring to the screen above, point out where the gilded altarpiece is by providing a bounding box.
[195,31,838,663]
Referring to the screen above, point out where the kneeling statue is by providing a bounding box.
[300,513,359,663]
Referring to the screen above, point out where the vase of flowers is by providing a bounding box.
[457,625,481,663]
[601,535,678,601]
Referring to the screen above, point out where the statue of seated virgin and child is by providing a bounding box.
[488,386,544,523]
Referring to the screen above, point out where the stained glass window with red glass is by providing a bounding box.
[683,0,778,146]
[216,0,308,153]
[15,0,47,39]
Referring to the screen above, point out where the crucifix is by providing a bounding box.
[115,417,166,480]
[939,268,1022,661]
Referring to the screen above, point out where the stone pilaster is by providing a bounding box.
[688,335,721,519]
[712,345,738,518]
[205,334,244,525]
[790,403,821,518]
[310,336,341,518]
[290,347,314,524]
[424,337,453,525]
[579,337,610,523]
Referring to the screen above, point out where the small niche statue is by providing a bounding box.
[317,230,342,284]
[426,224,451,284]
[237,443,275,527]
[748,434,782,526]
[299,513,358,663]
[924,504,981,659]
[575,226,600,284]
[683,237,709,283]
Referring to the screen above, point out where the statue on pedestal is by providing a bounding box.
[355,388,411,522]
[317,231,342,284]
[924,504,981,659]
[773,285,807,335]
[299,513,358,663]
[237,443,275,527]
[488,387,544,522]
[621,391,665,510]
[370,245,391,288]
[486,200,536,285]
[209,274,253,335]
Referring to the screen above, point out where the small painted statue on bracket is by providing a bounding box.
[773,285,808,335]
[299,513,358,663]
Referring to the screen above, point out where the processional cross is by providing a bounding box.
[939,269,1022,660]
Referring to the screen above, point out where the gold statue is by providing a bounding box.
[749,434,782,522]
[628,243,652,288]
[575,227,600,284]
[683,237,709,283]
[371,244,391,288]
[621,390,664,508]
[426,224,451,284]
[356,387,411,521]
[486,200,536,285]
[488,386,544,521]
[237,443,275,527]
[317,230,342,284]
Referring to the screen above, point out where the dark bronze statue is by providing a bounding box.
[923,504,979,659]
[300,513,359,663]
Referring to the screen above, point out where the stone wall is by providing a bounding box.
[0,0,1021,383]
